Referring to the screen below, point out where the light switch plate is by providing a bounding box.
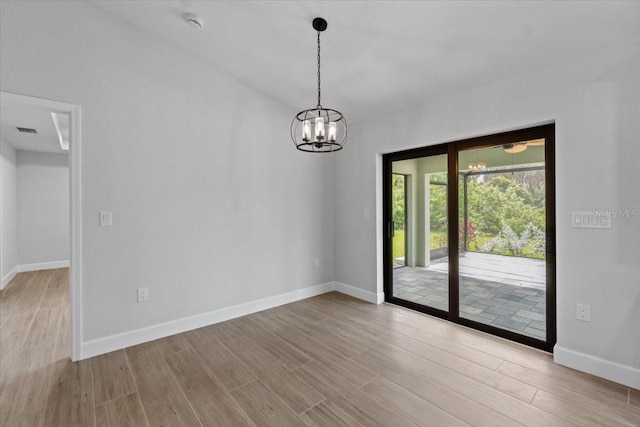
[571,211,611,229]
[100,211,112,226]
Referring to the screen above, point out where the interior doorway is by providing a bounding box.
[383,124,556,351]
[1,91,82,361]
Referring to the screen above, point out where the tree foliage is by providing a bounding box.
[467,172,545,258]
[428,170,546,258]
[481,221,545,257]
[392,174,405,230]
[396,169,546,259]
[466,174,544,235]
[429,179,447,229]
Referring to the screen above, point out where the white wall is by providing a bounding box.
[336,40,640,388]
[0,1,335,350]
[17,150,69,266]
[1,138,18,288]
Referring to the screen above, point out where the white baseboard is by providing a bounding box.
[1,261,70,290]
[334,281,384,304]
[19,260,70,273]
[81,281,336,359]
[554,345,640,389]
[1,265,19,290]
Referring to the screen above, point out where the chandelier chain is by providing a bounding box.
[317,31,321,108]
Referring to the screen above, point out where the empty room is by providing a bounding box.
[1,1,639,426]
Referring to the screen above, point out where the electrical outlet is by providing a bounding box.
[314,258,320,268]
[137,287,149,302]
[576,303,590,322]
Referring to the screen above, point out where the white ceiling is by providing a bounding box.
[0,101,69,154]
[91,1,639,123]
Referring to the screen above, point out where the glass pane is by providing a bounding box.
[392,174,407,268]
[458,140,546,339]
[392,154,449,312]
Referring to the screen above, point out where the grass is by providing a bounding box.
[393,230,405,260]
[430,230,447,250]
[394,229,448,261]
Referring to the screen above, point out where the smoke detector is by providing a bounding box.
[184,14,203,29]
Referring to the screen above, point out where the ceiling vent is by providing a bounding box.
[16,127,38,134]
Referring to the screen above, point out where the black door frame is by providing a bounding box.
[383,124,556,352]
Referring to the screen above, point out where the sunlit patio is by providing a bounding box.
[393,252,546,340]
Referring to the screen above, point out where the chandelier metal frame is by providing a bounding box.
[291,18,347,153]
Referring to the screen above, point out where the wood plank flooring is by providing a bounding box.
[1,269,639,426]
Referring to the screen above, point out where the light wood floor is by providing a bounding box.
[1,269,639,426]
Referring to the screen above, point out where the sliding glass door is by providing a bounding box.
[388,152,449,313]
[384,125,555,351]
[458,143,548,340]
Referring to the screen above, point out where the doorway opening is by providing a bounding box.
[383,124,556,351]
[0,91,82,361]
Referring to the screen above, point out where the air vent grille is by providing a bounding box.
[16,127,38,134]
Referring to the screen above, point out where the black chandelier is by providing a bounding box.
[291,17,347,153]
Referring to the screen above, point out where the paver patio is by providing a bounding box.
[393,252,546,340]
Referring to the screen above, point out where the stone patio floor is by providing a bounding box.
[393,255,546,340]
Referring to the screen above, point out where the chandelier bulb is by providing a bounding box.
[302,120,311,142]
[328,122,337,143]
[315,117,325,141]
